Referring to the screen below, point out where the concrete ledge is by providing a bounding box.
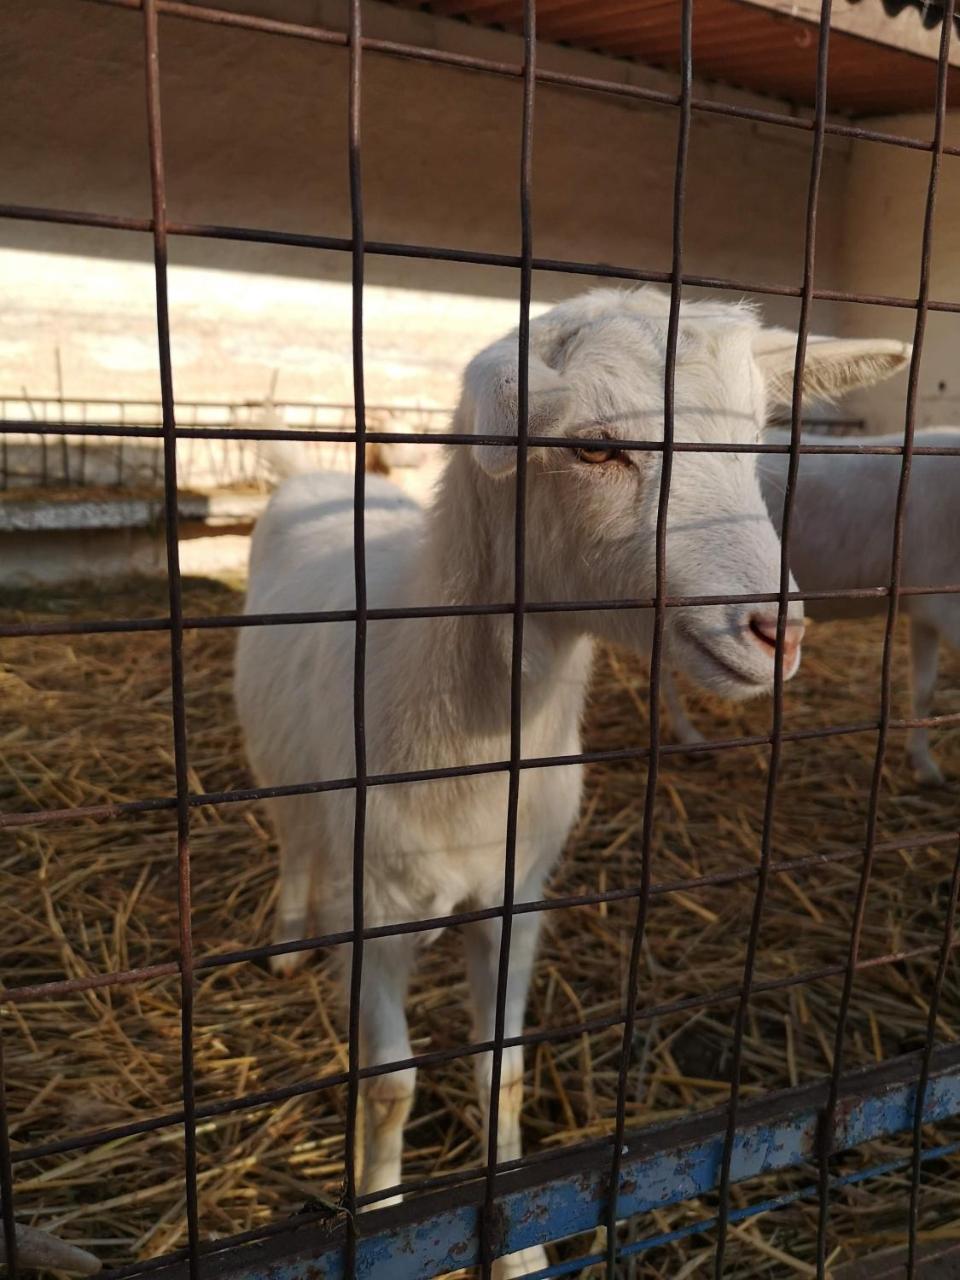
[0,489,268,534]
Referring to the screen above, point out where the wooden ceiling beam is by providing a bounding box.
[734,0,960,69]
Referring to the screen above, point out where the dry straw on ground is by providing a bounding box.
[2,575,958,1277]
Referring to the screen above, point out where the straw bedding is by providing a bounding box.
[2,575,959,1277]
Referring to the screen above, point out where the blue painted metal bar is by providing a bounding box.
[144,1045,960,1280]
[522,1138,960,1280]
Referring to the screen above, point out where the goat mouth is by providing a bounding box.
[677,626,771,690]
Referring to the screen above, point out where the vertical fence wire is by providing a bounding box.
[141,2,201,1274]
[342,1,368,1275]
[56,348,69,485]
[603,3,693,1274]
[712,3,832,1274]
[118,401,127,487]
[907,834,960,1278]
[80,403,89,485]
[0,1029,18,1280]
[479,2,536,1274]
[816,6,955,1274]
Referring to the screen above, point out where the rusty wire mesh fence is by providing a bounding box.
[2,0,960,1278]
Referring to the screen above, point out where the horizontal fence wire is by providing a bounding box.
[6,204,960,315]
[23,0,960,167]
[7,420,960,455]
[3,0,960,1277]
[4,706,960,839]
[5,708,960,834]
[9,937,959,1174]
[3,823,957,1004]
[4,583,960,642]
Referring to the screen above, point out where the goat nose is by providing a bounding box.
[747,613,804,665]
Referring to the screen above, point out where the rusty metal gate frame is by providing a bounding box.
[1,0,960,1277]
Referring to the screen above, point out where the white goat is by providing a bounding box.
[234,288,902,1277]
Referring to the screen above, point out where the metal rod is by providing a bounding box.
[480,4,537,1272]
[8,418,960,457]
[606,3,692,1272]
[907,835,960,1278]
[5,825,955,1007]
[9,710,960,833]
[342,2,367,1274]
[715,3,833,1274]
[6,198,960,318]
[10,940,957,1172]
[78,1045,960,1280]
[72,0,960,163]
[0,1030,19,1280]
[4,581,960,642]
[141,2,201,1273]
[815,4,955,1273]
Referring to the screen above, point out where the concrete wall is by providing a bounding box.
[2,0,853,422]
[839,111,960,435]
[5,0,957,588]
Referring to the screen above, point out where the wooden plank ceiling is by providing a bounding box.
[389,0,957,114]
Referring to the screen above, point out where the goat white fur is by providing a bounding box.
[663,416,960,786]
[0,1223,101,1275]
[761,424,953,785]
[234,289,904,1276]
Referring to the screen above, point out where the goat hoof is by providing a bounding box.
[913,760,946,788]
[268,948,309,978]
[493,1244,548,1279]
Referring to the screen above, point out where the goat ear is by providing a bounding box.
[753,329,912,407]
[462,338,570,476]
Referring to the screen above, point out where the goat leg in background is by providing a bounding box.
[1,1221,101,1274]
[661,665,707,749]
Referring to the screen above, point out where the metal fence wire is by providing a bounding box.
[1,0,960,1278]
[0,399,453,490]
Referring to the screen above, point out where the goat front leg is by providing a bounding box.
[907,618,944,786]
[268,800,318,978]
[463,904,548,1279]
[354,934,418,1207]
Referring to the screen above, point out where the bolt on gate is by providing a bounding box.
[1,0,960,1278]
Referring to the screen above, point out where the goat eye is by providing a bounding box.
[573,445,622,465]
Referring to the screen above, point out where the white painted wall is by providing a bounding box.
[2,0,851,417]
[7,0,955,585]
[839,110,960,435]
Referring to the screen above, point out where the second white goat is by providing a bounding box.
[665,419,958,786]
